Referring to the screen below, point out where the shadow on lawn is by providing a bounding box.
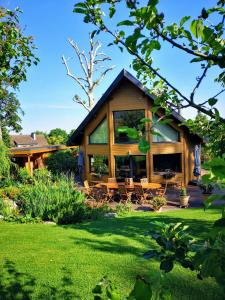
[63,213,215,253]
[0,260,80,300]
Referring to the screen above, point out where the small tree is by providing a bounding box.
[62,32,114,111]
[47,128,68,145]
[0,89,24,146]
[0,7,39,141]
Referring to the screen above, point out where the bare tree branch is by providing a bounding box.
[73,95,90,112]
[62,55,89,97]
[62,33,114,111]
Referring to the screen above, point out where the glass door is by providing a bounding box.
[115,155,146,182]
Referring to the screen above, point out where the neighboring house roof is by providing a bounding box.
[10,134,48,147]
[68,69,201,145]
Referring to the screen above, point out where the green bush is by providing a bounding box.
[17,167,32,184]
[15,176,86,224]
[0,142,10,179]
[116,201,132,216]
[33,168,52,184]
[45,149,78,175]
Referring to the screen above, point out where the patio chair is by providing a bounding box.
[155,182,167,197]
[125,178,133,186]
[101,185,114,203]
[134,184,153,205]
[108,177,117,183]
[82,180,92,198]
[118,184,132,203]
[140,178,148,184]
[89,187,105,207]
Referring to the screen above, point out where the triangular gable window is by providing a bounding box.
[152,115,179,142]
[89,118,108,144]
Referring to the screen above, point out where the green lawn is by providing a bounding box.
[0,208,223,299]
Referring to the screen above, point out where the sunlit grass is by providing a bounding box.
[0,208,223,299]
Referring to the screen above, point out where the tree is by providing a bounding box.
[74,1,225,122]
[0,7,39,140]
[185,114,225,159]
[0,89,24,145]
[47,128,68,145]
[62,32,114,111]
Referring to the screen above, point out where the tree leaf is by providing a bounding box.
[117,20,134,26]
[190,19,204,39]
[160,258,174,273]
[128,276,152,300]
[208,98,218,106]
[180,16,191,27]
[109,6,116,18]
[138,139,150,154]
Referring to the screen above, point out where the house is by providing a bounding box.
[68,69,202,185]
[10,133,48,148]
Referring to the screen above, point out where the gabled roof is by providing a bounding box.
[68,69,200,145]
[10,134,48,147]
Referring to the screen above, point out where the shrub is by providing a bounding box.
[116,201,132,216]
[150,196,167,211]
[17,167,32,184]
[0,142,10,179]
[15,176,86,224]
[199,182,214,194]
[45,149,78,175]
[33,168,52,184]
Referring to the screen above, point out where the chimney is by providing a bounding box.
[31,132,36,140]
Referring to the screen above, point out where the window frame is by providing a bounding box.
[113,109,145,144]
[153,153,182,173]
[89,116,108,145]
[152,115,180,143]
[89,154,109,175]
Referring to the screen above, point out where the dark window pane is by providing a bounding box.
[89,155,109,175]
[152,115,179,142]
[113,110,145,144]
[153,154,182,172]
[89,118,108,144]
[115,155,146,182]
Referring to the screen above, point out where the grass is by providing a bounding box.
[0,208,223,299]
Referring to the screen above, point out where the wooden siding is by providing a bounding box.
[80,80,196,185]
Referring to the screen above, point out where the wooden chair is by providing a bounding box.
[118,184,132,203]
[101,185,114,203]
[89,187,105,207]
[82,180,92,198]
[134,184,153,205]
[140,178,148,184]
[155,181,167,197]
[108,177,117,183]
[125,178,133,186]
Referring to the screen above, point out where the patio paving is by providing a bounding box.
[133,185,224,212]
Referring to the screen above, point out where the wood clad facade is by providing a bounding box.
[70,70,201,186]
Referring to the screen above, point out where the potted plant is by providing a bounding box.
[199,183,214,194]
[150,196,167,212]
[199,182,214,201]
[179,187,189,207]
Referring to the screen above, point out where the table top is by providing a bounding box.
[95,182,161,190]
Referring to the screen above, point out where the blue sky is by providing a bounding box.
[2,0,224,134]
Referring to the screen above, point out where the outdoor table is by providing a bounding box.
[95,182,161,190]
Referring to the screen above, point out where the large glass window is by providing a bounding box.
[113,110,145,144]
[153,153,182,173]
[115,155,146,182]
[152,115,179,142]
[89,118,108,144]
[89,155,109,175]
